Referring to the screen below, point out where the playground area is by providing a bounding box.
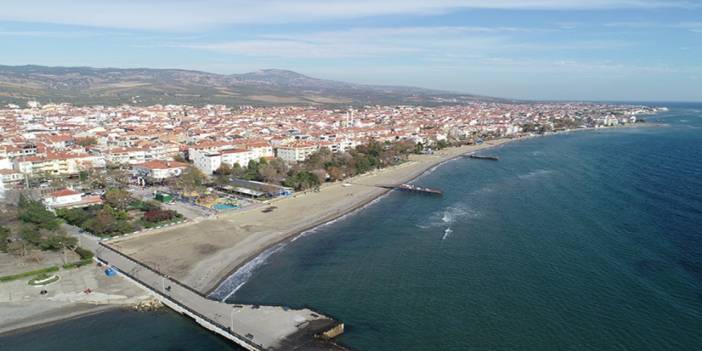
[129,178,295,217]
[193,192,245,212]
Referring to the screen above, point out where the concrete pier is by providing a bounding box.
[93,242,346,351]
[378,183,443,195]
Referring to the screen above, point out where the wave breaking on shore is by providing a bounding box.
[209,191,394,302]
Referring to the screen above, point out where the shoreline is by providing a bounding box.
[0,122,660,337]
[206,122,664,298]
[206,137,521,297]
[109,123,659,299]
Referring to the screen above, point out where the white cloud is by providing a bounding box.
[605,21,702,33]
[174,25,634,60]
[0,0,697,31]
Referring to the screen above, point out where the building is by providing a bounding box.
[191,148,252,175]
[104,147,147,165]
[276,142,319,163]
[0,168,23,185]
[44,188,102,210]
[132,160,190,182]
[14,153,105,176]
[221,149,253,168]
[191,151,222,176]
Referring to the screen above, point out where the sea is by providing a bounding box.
[2,103,701,351]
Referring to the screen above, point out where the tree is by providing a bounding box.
[326,166,344,181]
[6,240,28,257]
[18,200,60,231]
[415,142,424,154]
[105,166,131,188]
[304,148,332,170]
[85,206,117,235]
[0,226,10,252]
[214,163,232,176]
[284,171,321,190]
[230,163,246,178]
[20,224,43,247]
[56,207,91,226]
[244,159,260,180]
[143,209,177,223]
[258,164,279,183]
[41,233,77,263]
[435,139,450,150]
[174,166,207,194]
[104,188,133,210]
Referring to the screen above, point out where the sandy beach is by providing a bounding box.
[110,139,514,295]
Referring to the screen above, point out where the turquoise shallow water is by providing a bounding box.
[2,103,701,350]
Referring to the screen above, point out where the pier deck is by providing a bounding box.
[89,239,345,351]
[378,183,443,195]
[463,154,499,161]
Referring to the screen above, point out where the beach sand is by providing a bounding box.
[110,139,513,295]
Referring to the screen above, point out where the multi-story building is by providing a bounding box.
[132,160,190,181]
[191,148,253,175]
[14,153,105,176]
[276,142,320,163]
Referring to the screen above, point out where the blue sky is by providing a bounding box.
[1,0,700,101]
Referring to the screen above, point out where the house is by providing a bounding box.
[44,188,103,210]
[132,160,190,181]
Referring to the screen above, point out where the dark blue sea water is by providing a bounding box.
[2,103,701,350]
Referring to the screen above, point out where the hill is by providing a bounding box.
[0,65,499,107]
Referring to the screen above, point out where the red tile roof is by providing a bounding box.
[50,188,80,197]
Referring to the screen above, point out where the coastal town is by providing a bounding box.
[0,100,662,349]
[0,101,658,190]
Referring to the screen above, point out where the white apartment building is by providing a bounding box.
[246,144,274,160]
[276,143,320,163]
[14,153,106,176]
[191,148,253,175]
[0,169,23,185]
[143,143,180,161]
[221,149,253,168]
[104,147,147,165]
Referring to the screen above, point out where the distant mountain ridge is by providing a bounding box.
[0,65,499,107]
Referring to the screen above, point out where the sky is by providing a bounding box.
[0,0,700,101]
